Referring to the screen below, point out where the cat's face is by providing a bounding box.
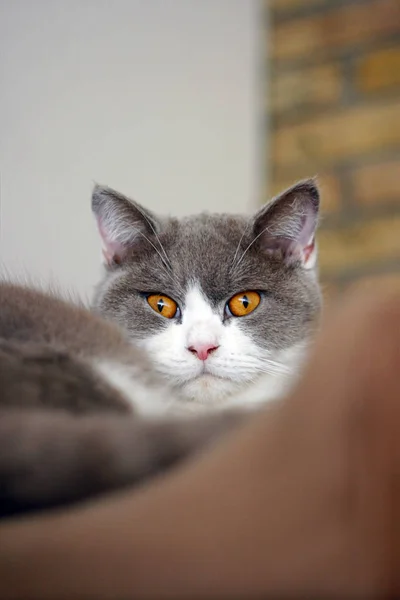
[92,181,321,407]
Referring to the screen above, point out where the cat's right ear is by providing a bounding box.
[252,178,320,269]
[91,185,160,267]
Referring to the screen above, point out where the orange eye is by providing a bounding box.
[147,294,178,319]
[227,291,261,317]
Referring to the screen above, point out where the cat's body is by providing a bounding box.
[0,282,160,412]
[0,178,322,517]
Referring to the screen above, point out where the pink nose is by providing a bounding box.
[188,343,219,361]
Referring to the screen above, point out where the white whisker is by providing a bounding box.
[133,228,174,281]
[132,203,173,271]
[230,223,249,273]
[233,224,274,271]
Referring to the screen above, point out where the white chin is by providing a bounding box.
[179,374,241,407]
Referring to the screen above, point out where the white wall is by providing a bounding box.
[0,0,261,298]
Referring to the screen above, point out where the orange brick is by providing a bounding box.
[356,45,400,92]
[272,100,400,171]
[269,172,341,214]
[316,172,342,215]
[271,63,342,115]
[318,216,400,276]
[272,0,400,61]
[352,159,400,206]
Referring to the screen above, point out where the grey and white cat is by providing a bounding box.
[0,178,321,517]
[91,178,321,412]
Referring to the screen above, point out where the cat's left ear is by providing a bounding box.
[253,178,320,269]
[91,184,161,267]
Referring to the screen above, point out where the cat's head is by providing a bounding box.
[91,180,321,407]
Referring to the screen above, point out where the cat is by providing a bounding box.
[91,178,322,412]
[0,282,245,517]
[0,177,321,517]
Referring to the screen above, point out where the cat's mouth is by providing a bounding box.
[181,370,240,404]
[194,369,226,383]
[196,372,220,380]
[194,361,235,382]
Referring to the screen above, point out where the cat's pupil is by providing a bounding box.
[242,295,249,309]
[157,299,164,313]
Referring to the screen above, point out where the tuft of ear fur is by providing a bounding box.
[253,178,320,269]
[91,185,160,267]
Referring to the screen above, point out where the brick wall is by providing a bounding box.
[266,0,400,302]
